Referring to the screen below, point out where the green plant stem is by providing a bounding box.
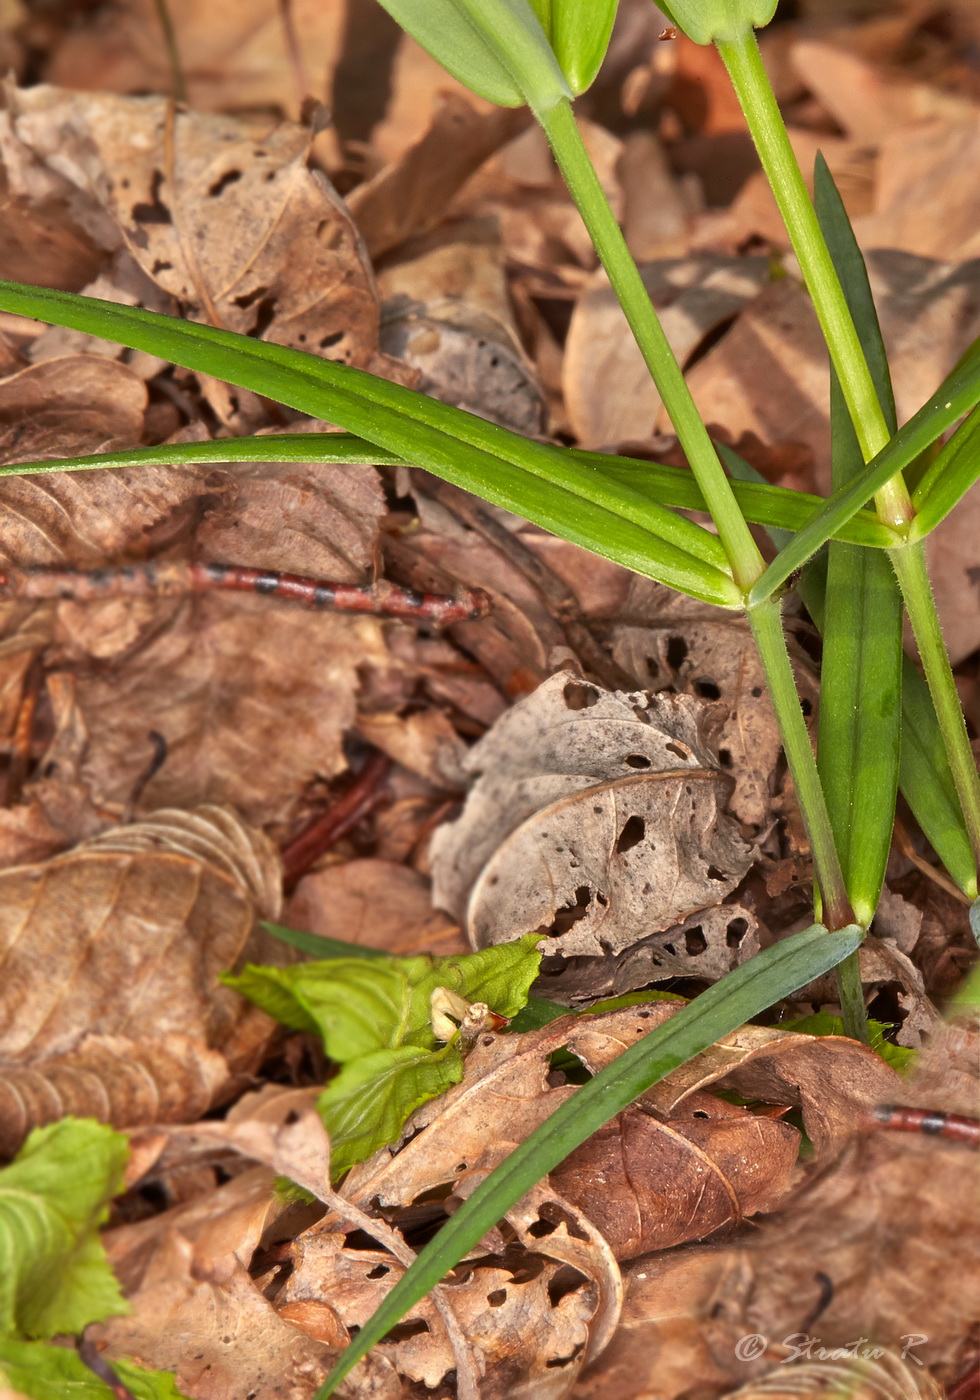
[536,97,764,594]
[747,600,866,1040]
[745,601,851,927]
[891,543,980,867]
[716,30,912,530]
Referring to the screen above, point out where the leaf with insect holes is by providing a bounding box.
[226,934,543,1176]
[0,1118,128,1341]
[0,1340,190,1399]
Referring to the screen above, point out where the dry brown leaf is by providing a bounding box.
[1,86,381,365]
[550,1091,799,1261]
[431,671,754,958]
[612,576,819,828]
[348,92,529,260]
[0,805,285,1152]
[284,858,467,958]
[854,115,980,262]
[563,255,770,448]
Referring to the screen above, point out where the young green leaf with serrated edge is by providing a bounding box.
[228,935,543,1176]
[0,1118,128,1341]
[0,1340,189,1400]
[315,921,862,1397]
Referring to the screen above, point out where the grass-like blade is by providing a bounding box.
[314,920,863,1397]
[0,432,895,549]
[749,347,980,604]
[909,405,980,541]
[0,280,740,606]
[813,156,903,927]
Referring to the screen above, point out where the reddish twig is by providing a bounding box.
[281,750,392,886]
[0,561,490,627]
[5,655,41,806]
[868,1104,980,1149]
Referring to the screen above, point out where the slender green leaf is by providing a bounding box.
[315,920,863,1396]
[814,157,902,926]
[899,656,978,898]
[908,405,980,541]
[0,280,740,606]
[0,1119,128,1341]
[0,433,896,548]
[750,347,980,604]
[0,1342,188,1400]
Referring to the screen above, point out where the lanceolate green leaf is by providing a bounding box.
[529,0,619,94]
[315,920,863,1397]
[0,280,740,607]
[376,0,569,110]
[908,405,980,541]
[0,434,897,549]
[814,157,902,927]
[750,335,980,604]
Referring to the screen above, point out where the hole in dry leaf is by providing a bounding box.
[706,865,727,881]
[366,1265,390,1279]
[151,258,172,274]
[663,943,677,955]
[666,742,691,760]
[527,1217,559,1238]
[726,917,748,946]
[718,748,733,768]
[387,1319,430,1342]
[487,1289,507,1307]
[548,885,594,935]
[693,1109,710,1118]
[562,680,600,709]
[131,170,171,225]
[751,686,763,698]
[596,891,609,906]
[694,677,721,700]
[547,1350,584,1369]
[319,330,344,348]
[616,815,646,853]
[623,752,652,769]
[208,168,242,197]
[684,925,707,955]
[547,1265,589,1305]
[666,635,688,669]
[644,656,660,677]
[233,286,268,310]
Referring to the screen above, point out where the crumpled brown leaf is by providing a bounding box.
[0,84,382,367]
[0,805,286,1155]
[431,671,754,959]
[612,576,819,828]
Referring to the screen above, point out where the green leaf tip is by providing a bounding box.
[528,0,620,94]
[658,0,777,45]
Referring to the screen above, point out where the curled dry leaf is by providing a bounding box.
[724,1350,943,1400]
[0,805,285,1156]
[431,671,754,960]
[0,85,382,367]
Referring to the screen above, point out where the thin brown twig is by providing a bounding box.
[281,749,392,886]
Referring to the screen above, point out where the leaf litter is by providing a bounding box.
[0,2,977,1398]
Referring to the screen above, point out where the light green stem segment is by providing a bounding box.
[892,543,980,867]
[716,30,913,531]
[536,97,764,594]
[747,600,852,932]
